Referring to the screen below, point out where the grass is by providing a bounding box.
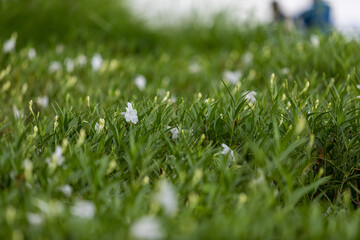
[1,0,360,239]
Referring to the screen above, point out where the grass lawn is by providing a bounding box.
[1,0,360,239]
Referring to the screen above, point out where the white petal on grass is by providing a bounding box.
[356,84,360,89]
[76,54,87,66]
[54,146,65,165]
[59,184,72,197]
[28,48,36,60]
[36,199,50,213]
[188,62,201,74]
[243,91,257,104]
[281,67,289,75]
[221,143,234,160]
[48,61,62,73]
[223,70,242,84]
[95,123,100,132]
[121,102,138,124]
[130,216,164,240]
[155,181,178,216]
[134,75,147,90]
[311,35,320,47]
[36,96,49,108]
[64,58,75,73]
[3,37,16,53]
[71,200,96,219]
[47,146,65,167]
[242,52,253,65]
[27,213,44,225]
[91,53,103,71]
[169,128,179,139]
[95,118,105,132]
[167,127,179,139]
[35,199,64,216]
[13,106,23,119]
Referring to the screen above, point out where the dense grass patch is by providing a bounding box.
[1,1,360,239]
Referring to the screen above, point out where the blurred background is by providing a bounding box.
[131,0,359,32]
[0,0,359,48]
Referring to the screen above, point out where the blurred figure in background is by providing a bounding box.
[298,0,332,32]
[271,1,286,22]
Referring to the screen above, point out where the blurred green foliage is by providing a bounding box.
[0,0,157,48]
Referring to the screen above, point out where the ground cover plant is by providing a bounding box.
[1,0,360,239]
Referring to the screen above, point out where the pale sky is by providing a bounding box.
[129,0,360,31]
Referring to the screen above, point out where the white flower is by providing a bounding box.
[130,216,164,240]
[121,102,138,124]
[48,61,61,73]
[311,35,320,47]
[3,35,16,53]
[36,199,50,213]
[242,52,253,65]
[91,53,103,71]
[281,67,289,75]
[36,96,49,108]
[95,118,105,132]
[188,62,201,73]
[28,48,36,60]
[356,84,360,90]
[221,143,234,160]
[76,54,87,66]
[64,58,75,72]
[59,184,72,197]
[26,213,44,225]
[223,70,242,84]
[53,146,65,165]
[35,199,64,216]
[167,127,179,139]
[134,75,146,90]
[243,91,257,104]
[71,200,96,219]
[46,146,65,167]
[13,106,23,119]
[155,181,178,216]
